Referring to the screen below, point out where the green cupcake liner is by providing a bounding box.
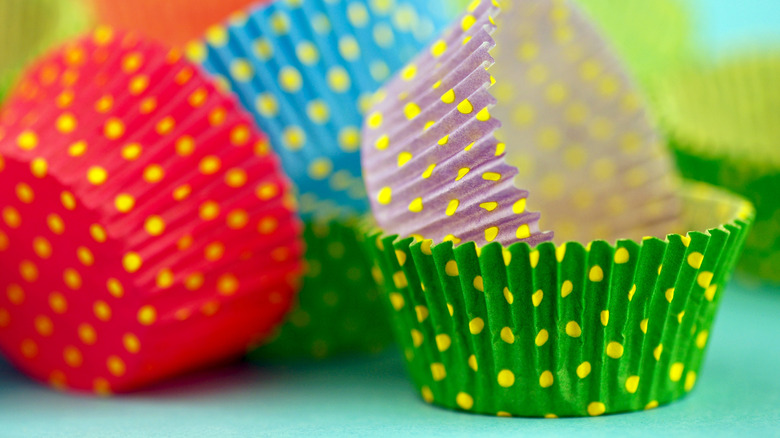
[0,0,90,102]
[252,219,393,360]
[365,183,753,417]
[657,55,780,282]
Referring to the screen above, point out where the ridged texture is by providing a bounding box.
[656,55,780,282]
[88,0,270,47]
[362,0,682,247]
[251,219,393,360]
[0,0,90,102]
[0,29,303,392]
[367,183,753,417]
[446,0,693,94]
[190,0,451,218]
[362,0,551,247]
[488,0,683,243]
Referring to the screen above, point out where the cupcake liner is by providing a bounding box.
[362,0,682,246]
[0,0,90,102]
[0,29,303,392]
[188,0,451,218]
[87,0,272,47]
[366,183,754,417]
[444,0,693,94]
[656,55,780,282]
[251,218,393,360]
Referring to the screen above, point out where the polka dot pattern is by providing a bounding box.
[656,55,780,283]
[362,0,682,247]
[362,0,552,247]
[367,182,753,416]
[0,29,303,392]
[192,0,450,219]
[252,220,393,360]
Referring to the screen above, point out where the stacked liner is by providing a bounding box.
[87,0,272,47]
[361,0,754,417]
[656,55,780,283]
[189,0,450,358]
[0,28,303,392]
[0,0,90,102]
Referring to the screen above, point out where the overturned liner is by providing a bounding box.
[189,0,450,217]
[0,29,303,392]
[656,55,780,283]
[365,183,753,417]
[252,218,394,360]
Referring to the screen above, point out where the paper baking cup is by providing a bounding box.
[251,218,393,360]
[367,183,753,417]
[0,29,303,393]
[87,0,271,47]
[445,0,692,93]
[0,0,90,102]
[362,0,682,247]
[656,55,780,282]
[188,0,451,218]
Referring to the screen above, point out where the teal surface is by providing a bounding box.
[1,0,779,436]
[0,279,778,437]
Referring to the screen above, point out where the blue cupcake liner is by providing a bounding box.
[190,0,450,219]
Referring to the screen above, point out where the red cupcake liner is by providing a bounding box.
[0,28,303,393]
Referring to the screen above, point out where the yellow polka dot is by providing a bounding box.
[3,207,21,228]
[87,166,108,185]
[403,102,421,120]
[408,197,423,213]
[93,300,111,321]
[107,356,126,377]
[20,260,39,282]
[456,392,474,410]
[61,191,76,210]
[123,252,143,273]
[104,118,125,140]
[498,369,515,388]
[431,363,446,381]
[308,158,333,180]
[484,226,499,242]
[705,284,718,301]
[90,224,107,243]
[21,339,38,358]
[539,370,554,388]
[685,371,697,391]
[606,341,624,359]
[17,130,38,150]
[15,183,34,204]
[46,213,64,235]
[470,276,483,292]
[34,315,53,336]
[688,252,704,269]
[122,333,141,354]
[327,66,351,93]
[107,278,124,298]
[138,305,157,325]
[566,321,582,337]
[697,272,714,288]
[529,250,540,268]
[115,194,135,213]
[68,140,88,157]
[441,89,456,104]
[624,375,641,394]
[696,330,709,349]
[457,99,474,114]
[665,288,675,303]
[614,247,630,264]
[435,334,451,352]
[588,402,606,416]
[516,224,531,239]
[465,354,477,371]
[670,362,684,382]
[279,66,303,92]
[56,113,77,133]
[421,386,434,403]
[536,329,549,346]
[469,317,484,335]
[217,274,239,295]
[30,158,48,178]
[577,361,591,378]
